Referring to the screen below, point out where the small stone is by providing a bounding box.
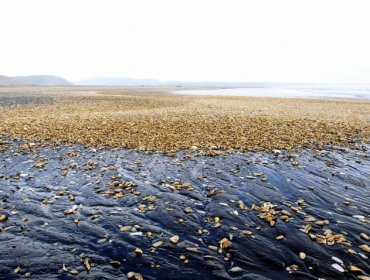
[315,220,329,226]
[331,256,343,264]
[152,240,163,248]
[135,248,143,256]
[219,238,232,249]
[230,266,243,272]
[120,225,132,232]
[360,233,369,241]
[127,272,144,280]
[62,264,68,272]
[0,214,8,222]
[114,192,124,198]
[243,230,252,236]
[70,269,79,275]
[348,266,363,272]
[359,244,370,253]
[14,266,21,274]
[239,201,245,210]
[353,215,365,220]
[170,235,179,244]
[186,247,198,252]
[348,249,357,255]
[83,259,90,271]
[331,263,344,273]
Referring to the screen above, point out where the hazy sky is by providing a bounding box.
[1,0,370,83]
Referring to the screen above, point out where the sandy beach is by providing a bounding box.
[0,87,369,279]
[0,87,369,152]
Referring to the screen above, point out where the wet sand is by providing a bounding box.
[0,87,369,279]
[0,138,369,279]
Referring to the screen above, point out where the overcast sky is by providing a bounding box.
[1,0,370,83]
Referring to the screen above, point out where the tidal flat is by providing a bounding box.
[0,87,369,279]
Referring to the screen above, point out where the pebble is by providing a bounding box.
[229,267,243,272]
[331,263,344,273]
[360,233,369,241]
[299,252,306,260]
[331,256,343,264]
[170,236,179,244]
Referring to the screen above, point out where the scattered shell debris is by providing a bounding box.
[0,87,369,279]
[0,87,368,152]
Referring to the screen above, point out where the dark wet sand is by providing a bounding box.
[0,137,369,279]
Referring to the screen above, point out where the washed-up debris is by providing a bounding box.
[243,230,252,236]
[168,181,194,191]
[135,248,143,257]
[127,272,144,280]
[219,238,232,249]
[300,226,351,246]
[349,266,363,272]
[61,264,68,272]
[152,241,163,248]
[170,235,179,244]
[120,225,132,232]
[239,200,246,210]
[83,259,90,272]
[179,254,189,264]
[332,256,343,264]
[70,269,79,275]
[331,263,345,273]
[359,244,370,253]
[0,214,8,222]
[252,201,278,227]
[14,266,21,274]
[360,233,369,241]
[229,266,243,273]
[64,205,78,215]
[207,188,225,197]
[34,159,47,168]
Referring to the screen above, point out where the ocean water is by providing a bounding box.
[173,84,370,99]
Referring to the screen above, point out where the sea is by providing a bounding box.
[173,84,370,100]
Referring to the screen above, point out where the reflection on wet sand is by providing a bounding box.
[0,138,369,279]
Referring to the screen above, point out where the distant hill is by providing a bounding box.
[0,75,72,86]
